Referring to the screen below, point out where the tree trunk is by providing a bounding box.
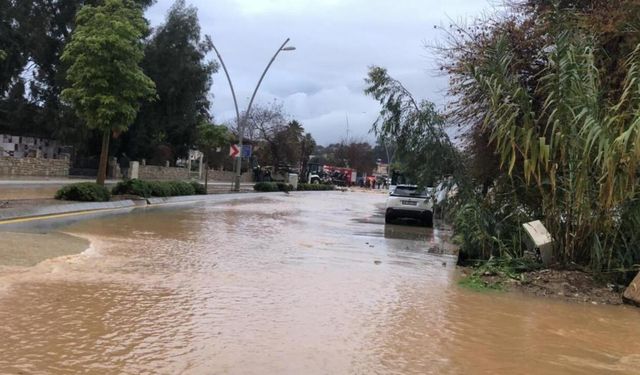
[204,159,209,194]
[96,130,110,186]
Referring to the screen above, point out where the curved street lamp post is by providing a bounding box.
[211,38,296,191]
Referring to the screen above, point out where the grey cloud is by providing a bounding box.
[147,0,490,145]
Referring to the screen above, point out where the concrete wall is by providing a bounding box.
[207,169,253,183]
[138,164,190,181]
[0,156,69,177]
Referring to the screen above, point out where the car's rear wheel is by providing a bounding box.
[385,212,394,224]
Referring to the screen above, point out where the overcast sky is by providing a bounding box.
[146,0,492,145]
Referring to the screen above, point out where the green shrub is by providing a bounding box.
[111,179,201,197]
[190,181,207,195]
[297,183,335,191]
[112,179,152,197]
[55,182,111,202]
[148,181,172,197]
[254,182,279,192]
[275,182,293,192]
[167,181,196,196]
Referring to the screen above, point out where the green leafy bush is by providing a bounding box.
[112,179,201,197]
[167,181,196,196]
[275,182,293,192]
[148,181,172,197]
[254,182,279,192]
[112,179,152,197]
[55,182,111,202]
[190,181,207,195]
[297,183,335,191]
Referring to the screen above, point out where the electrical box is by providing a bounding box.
[287,173,298,191]
[522,220,554,265]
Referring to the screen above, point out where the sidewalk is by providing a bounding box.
[0,177,253,200]
[0,191,271,230]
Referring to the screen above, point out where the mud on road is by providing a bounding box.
[1,191,639,374]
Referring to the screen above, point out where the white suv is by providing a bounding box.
[385,185,434,227]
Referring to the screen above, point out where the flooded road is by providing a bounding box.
[0,192,639,374]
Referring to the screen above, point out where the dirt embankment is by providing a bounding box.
[512,269,624,305]
[463,268,626,305]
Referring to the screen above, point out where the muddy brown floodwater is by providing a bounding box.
[0,192,639,374]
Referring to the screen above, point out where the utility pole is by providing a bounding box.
[210,38,296,191]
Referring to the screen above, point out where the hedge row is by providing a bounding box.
[55,182,111,202]
[253,182,335,192]
[297,183,335,191]
[253,182,294,192]
[55,179,206,202]
[111,179,206,197]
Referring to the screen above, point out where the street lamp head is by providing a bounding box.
[281,46,296,51]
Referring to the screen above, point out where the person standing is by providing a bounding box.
[118,153,130,180]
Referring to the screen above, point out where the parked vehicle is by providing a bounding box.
[385,184,434,227]
[301,163,356,186]
[302,163,329,184]
[259,165,298,184]
[389,169,414,193]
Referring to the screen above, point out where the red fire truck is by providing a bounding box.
[322,165,356,186]
[303,163,356,186]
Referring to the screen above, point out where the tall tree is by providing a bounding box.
[322,140,376,174]
[0,1,25,97]
[342,141,377,174]
[299,133,316,173]
[61,0,156,185]
[195,121,229,192]
[246,102,287,166]
[1,0,154,143]
[123,0,217,161]
[364,66,460,185]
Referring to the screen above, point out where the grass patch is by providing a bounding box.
[458,273,505,291]
[459,257,542,292]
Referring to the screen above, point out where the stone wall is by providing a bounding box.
[138,164,190,181]
[0,156,69,177]
[207,169,253,183]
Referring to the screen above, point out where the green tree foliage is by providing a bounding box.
[299,133,316,175]
[364,66,460,185]
[0,0,153,144]
[61,0,156,184]
[276,120,305,167]
[442,2,640,272]
[440,0,640,189]
[195,121,230,191]
[0,1,27,97]
[247,103,315,169]
[122,0,218,161]
[373,136,397,165]
[313,141,376,174]
[472,30,640,271]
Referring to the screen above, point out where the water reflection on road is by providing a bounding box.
[0,192,639,374]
